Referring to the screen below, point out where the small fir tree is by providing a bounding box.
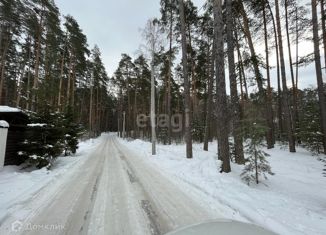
[241,105,274,185]
[192,117,205,142]
[157,127,168,144]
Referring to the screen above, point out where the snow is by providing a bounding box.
[1,133,324,235]
[0,106,21,113]
[118,138,326,235]
[27,123,46,127]
[0,120,9,128]
[30,155,39,160]
[0,134,105,223]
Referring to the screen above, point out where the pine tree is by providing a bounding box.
[192,116,205,142]
[62,105,83,156]
[214,0,231,172]
[241,105,274,185]
[1,0,115,142]
[160,0,178,145]
[179,0,193,159]
[311,0,326,154]
[226,0,245,164]
[0,0,24,105]
[21,105,65,169]
[241,135,274,185]
[63,15,89,108]
[275,0,296,152]
[298,88,324,155]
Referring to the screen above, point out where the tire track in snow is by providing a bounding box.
[112,137,219,233]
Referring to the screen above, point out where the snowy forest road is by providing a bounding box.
[0,135,221,235]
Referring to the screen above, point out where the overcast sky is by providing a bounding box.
[55,0,320,89]
[55,0,205,77]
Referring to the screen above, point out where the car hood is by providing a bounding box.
[165,219,278,235]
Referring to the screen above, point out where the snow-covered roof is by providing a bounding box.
[0,120,9,128]
[0,106,21,113]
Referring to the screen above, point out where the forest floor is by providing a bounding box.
[0,134,325,235]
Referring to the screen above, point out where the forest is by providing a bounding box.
[1,0,326,173]
[113,0,326,173]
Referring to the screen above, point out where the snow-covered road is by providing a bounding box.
[0,135,221,235]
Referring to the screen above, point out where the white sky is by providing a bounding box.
[55,0,206,76]
[55,0,321,90]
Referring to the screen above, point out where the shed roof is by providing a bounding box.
[0,106,28,126]
[0,106,21,113]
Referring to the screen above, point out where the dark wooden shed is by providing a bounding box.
[0,106,29,165]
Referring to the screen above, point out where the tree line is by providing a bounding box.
[1,0,326,175]
[0,0,116,137]
[113,0,326,174]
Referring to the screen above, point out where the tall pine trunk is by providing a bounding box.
[238,1,263,91]
[263,5,275,148]
[179,0,193,159]
[214,0,230,172]
[235,31,248,100]
[226,0,244,163]
[66,55,73,107]
[321,0,326,71]
[312,0,326,153]
[295,6,299,109]
[31,15,44,111]
[285,0,299,137]
[0,33,11,105]
[275,0,296,152]
[57,51,65,111]
[267,1,283,140]
[204,36,215,151]
[239,0,274,148]
[71,63,76,109]
[16,38,31,107]
[167,8,173,145]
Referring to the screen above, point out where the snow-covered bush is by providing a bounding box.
[19,104,84,168]
[19,108,65,169]
[62,106,83,156]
